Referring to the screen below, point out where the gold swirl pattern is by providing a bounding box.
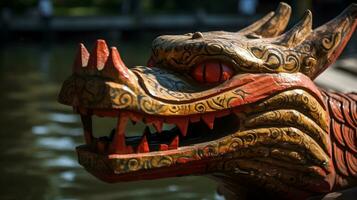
[58,3,357,198]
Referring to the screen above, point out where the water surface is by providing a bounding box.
[0,41,220,200]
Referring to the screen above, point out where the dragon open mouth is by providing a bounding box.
[78,108,239,156]
[58,2,357,198]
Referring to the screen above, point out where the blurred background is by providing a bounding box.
[0,0,356,200]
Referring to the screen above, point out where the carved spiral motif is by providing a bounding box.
[153,156,173,168]
[138,95,165,114]
[285,54,300,71]
[194,103,207,113]
[110,89,134,109]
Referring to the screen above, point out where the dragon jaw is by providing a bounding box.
[58,2,357,199]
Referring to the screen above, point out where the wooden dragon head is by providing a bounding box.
[150,2,356,80]
[58,2,357,199]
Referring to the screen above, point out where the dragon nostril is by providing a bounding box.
[192,32,203,39]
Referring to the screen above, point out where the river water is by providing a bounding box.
[0,41,221,200]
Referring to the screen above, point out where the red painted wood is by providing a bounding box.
[87,39,109,70]
[136,135,150,153]
[169,136,179,150]
[333,143,349,177]
[109,116,134,154]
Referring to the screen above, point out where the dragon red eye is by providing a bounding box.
[191,62,234,84]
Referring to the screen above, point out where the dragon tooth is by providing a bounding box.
[152,120,163,133]
[169,135,179,150]
[201,114,215,130]
[136,134,150,153]
[109,115,133,154]
[87,39,109,71]
[175,118,189,137]
[73,43,89,74]
[166,118,189,136]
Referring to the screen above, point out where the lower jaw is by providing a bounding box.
[76,142,332,193]
[76,144,217,183]
[74,110,329,184]
[74,108,243,181]
[75,121,236,182]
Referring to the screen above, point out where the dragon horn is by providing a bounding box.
[87,39,110,71]
[102,47,131,82]
[300,4,357,79]
[73,43,90,74]
[239,2,291,38]
[274,10,312,47]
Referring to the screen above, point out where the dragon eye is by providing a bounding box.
[191,62,234,84]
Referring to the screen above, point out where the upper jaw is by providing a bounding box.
[151,34,259,71]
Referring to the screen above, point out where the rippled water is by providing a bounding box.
[0,42,221,200]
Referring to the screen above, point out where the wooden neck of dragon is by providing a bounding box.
[58,2,357,199]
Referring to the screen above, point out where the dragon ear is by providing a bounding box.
[298,4,357,79]
[239,2,291,38]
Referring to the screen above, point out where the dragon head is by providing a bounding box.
[58,2,357,199]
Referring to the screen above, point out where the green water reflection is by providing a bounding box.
[0,42,220,200]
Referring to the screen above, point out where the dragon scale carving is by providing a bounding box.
[58,2,357,199]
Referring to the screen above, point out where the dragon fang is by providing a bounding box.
[58,2,357,199]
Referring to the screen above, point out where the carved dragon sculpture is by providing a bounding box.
[58,2,357,199]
